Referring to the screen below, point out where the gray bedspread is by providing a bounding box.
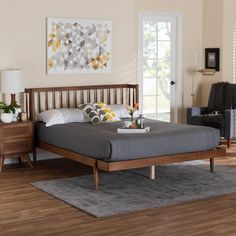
[36,120,220,162]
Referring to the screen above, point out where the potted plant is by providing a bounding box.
[0,102,16,123]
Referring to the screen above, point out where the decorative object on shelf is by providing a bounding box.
[136,114,145,129]
[0,113,13,123]
[127,103,139,122]
[205,48,220,71]
[47,18,112,74]
[20,112,28,122]
[121,119,133,129]
[13,107,22,121]
[0,102,15,123]
[191,68,216,106]
[124,103,139,129]
[1,69,24,121]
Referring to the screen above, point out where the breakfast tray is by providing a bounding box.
[117,127,150,134]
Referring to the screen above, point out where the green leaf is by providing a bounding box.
[0,101,16,113]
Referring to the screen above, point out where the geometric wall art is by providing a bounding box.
[47,18,112,74]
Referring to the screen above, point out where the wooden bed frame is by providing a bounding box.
[24,84,226,191]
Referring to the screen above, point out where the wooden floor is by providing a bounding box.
[1,145,236,236]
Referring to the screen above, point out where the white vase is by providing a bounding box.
[1,113,14,123]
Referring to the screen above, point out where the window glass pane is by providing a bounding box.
[143,59,157,77]
[158,41,170,60]
[143,78,156,96]
[157,85,170,113]
[158,22,171,41]
[143,96,156,113]
[157,59,171,79]
[157,77,170,114]
[143,21,156,32]
[143,31,156,60]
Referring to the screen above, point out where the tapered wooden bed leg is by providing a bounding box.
[93,164,99,191]
[210,158,214,173]
[150,165,156,179]
[0,156,5,173]
[33,149,37,163]
[227,138,231,148]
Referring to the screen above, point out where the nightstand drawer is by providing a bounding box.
[0,123,32,140]
[0,138,33,155]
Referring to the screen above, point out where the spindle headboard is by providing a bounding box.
[24,84,139,121]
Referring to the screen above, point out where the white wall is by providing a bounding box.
[201,0,223,106]
[201,0,236,106]
[223,0,236,83]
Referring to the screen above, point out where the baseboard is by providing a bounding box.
[4,148,61,164]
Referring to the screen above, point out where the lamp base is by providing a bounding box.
[10,94,20,108]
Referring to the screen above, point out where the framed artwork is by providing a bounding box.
[47,18,112,74]
[205,48,220,71]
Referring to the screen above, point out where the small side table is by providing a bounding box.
[0,121,35,173]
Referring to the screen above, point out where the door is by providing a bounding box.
[139,12,182,122]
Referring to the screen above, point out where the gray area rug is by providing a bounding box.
[32,161,236,217]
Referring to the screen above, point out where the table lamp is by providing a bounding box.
[1,69,24,107]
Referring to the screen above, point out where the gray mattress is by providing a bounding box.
[36,120,220,162]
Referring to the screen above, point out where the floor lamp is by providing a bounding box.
[191,68,216,106]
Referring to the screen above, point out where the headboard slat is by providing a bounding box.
[74,91,77,108]
[45,92,49,110]
[81,90,84,104]
[67,91,70,108]
[38,92,41,113]
[94,89,97,103]
[121,88,124,104]
[128,88,130,106]
[102,89,105,103]
[107,89,110,104]
[53,91,56,109]
[60,91,63,108]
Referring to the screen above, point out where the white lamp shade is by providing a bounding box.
[1,69,24,94]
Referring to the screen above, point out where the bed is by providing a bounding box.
[24,84,226,191]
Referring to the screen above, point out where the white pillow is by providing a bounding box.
[37,109,89,127]
[108,104,140,118]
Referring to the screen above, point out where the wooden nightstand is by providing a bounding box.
[0,121,34,173]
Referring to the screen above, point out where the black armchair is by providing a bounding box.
[187,82,236,148]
